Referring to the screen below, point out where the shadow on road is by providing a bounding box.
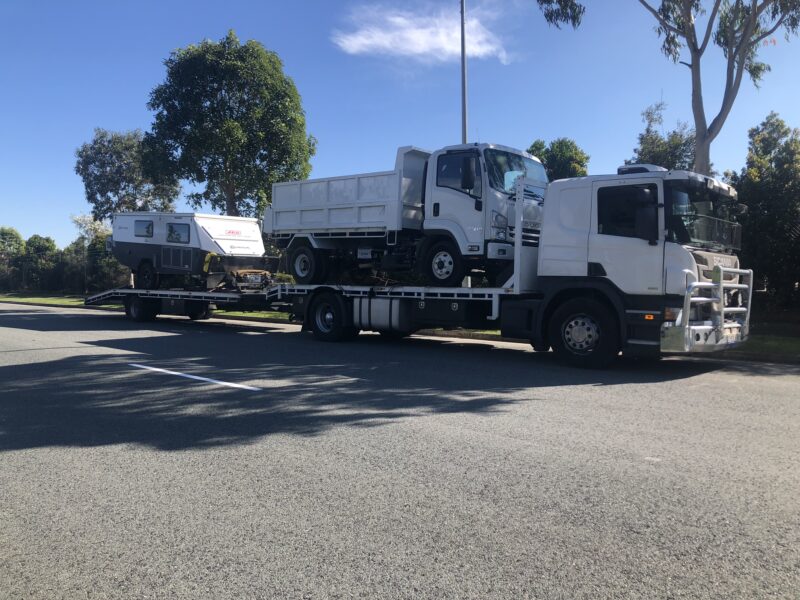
[0,307,790,452]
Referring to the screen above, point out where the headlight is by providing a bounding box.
[491,211,508,228]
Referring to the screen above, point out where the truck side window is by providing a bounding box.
[597,184,657,238]
[167,223,190,244]
[134,220,153,238]
[437,153,482,197]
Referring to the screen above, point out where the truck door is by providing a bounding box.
[588,180,664,294]
[425,151,485,255]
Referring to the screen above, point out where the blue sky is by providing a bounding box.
[1,0,798,247]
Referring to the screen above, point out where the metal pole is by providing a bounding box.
[460,0,468,144]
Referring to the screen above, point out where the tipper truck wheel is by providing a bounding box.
[290,244,328,284]
[309,292,358,342]
[423,240,465,287]
[548,298,620,368]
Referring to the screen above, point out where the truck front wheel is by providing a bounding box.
[423,240,465,286]
[290,244,328,284]
[548,298,620,368]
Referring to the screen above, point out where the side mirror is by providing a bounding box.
[635,205,658,245]
[461,156,476,191]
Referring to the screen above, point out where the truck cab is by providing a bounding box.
[419,143,547,285]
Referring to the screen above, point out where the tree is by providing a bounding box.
[628,102,695,170]
[21,235,58,291]
[728,112,800,305]
[535,1,800,175]
[145,30,316,217]
[75,129,179,221]
[535,0,586,27]
[527,137,590,180]
[71,214,111,242]
[0,227,25,290]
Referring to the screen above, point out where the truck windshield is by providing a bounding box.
[664,180,742,251]
[485,149,548,194]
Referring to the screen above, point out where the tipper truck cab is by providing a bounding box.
[263,143,548,286]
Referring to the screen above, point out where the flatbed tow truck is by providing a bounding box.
[86,171,754,368]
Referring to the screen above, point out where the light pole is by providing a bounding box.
[460,0,468,144]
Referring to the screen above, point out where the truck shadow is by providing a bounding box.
[0,307,793,452]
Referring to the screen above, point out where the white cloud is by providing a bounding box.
[332,4,509,65]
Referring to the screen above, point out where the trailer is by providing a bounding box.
[87,170,754,368]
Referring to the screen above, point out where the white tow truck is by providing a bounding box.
[87,165,753,368]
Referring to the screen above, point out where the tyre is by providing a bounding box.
[289,244,328,284]
[548,297,620,368]
[422,240,465,286]
[309,292,358,342]
[127,297,159,322]
[134,260,159,290]
[186,302,212,321]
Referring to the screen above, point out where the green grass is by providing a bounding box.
[0,293,92,307]
[731,333,800,358]
[215,309,288,321]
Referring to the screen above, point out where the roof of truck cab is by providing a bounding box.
[112,212,259,222]
[438,142,542,163]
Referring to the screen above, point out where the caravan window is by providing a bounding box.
[134,220,153,238]
[167,223,190,244]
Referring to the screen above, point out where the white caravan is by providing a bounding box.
[111,213,268,290]
[263,143,547,286]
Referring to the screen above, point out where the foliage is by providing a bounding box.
[537,1,800,175]
[0,227,26,290]
[75,129,179,221]
[728,112,800,306]
[71,215,111,242]
[145,30,316,217]
[627,102,695,170]
[527,137,590,180]
[535,0,586,28]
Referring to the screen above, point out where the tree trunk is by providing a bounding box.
[223,182,239,216]
[693,132,712,175]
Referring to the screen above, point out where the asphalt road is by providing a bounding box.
[0,302,798,599]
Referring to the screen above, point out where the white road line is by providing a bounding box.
[128,363,260,391]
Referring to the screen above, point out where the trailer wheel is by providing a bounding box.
[423,240,465,286]
[290,244,328,284]
[309,292,357,342]
[126,296,159,322]
[134,261,159,290]
[548,298,619,368]
[186,302,213,320]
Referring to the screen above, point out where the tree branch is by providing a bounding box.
[637,0,684,36]
[750,13,788,48]
[699,0,722,53]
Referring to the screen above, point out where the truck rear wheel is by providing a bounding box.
[290,244,328,284]
[548,298,619,368]
[309,292,358,342]
[423,240,465,287]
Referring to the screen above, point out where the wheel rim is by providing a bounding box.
[315,303,336,333]
[294,253,312,278]
[562,313,600,353]
[431,250,455,280]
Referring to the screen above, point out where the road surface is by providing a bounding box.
[1,303,798,599]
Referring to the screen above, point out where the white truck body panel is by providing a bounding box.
[264,147,430,236]
[112,213,265,256]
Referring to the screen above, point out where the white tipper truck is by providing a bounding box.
[262,143,548,286]
[88,164,753,368]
